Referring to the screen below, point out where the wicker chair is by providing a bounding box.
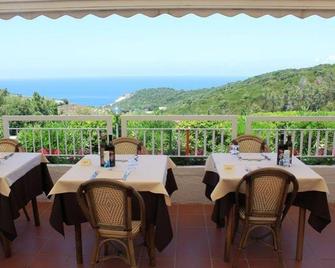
[0,138,30,222]
[232,135,269,153]
[232,168,299,268]
[77,179,148,268]
[112,137,148,155]
[0,138,25,152]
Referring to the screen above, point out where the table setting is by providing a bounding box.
[48,153,178,264]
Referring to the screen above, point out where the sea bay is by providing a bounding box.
[0,76,243,106]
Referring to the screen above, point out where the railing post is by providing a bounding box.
[106,116,113,137]
[245,116,253,135]
[185,129,190,155]
[2,116,10,138]
[121,116,127,137]
[231,116,238,138]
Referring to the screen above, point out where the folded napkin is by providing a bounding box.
[79,159,92,166]
[239,154,264,161]
[96,169,124,180]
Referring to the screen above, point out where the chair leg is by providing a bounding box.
[232,224,249,268]
[232,210,239,244]
[22,206,30,221]
[75,224,83,264]
[146,224,156,266]
[127,238,137,268]
[272,228,278,251]
[274,228,284,268]
[90,236,100,266]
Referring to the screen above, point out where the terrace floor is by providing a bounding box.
[1,202,335,268]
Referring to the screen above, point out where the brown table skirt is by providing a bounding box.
[0,163,53,240]
[49,169,178,251]
[203,170,331,232]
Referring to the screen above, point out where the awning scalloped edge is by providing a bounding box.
[1,9,335,20]
[1,0,335,20]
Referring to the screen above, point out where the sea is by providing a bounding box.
[0,76,244,107]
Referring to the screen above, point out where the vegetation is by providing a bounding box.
[0,90,58,116]
[110,64,335,115]
[0,90,59,137]
[1,64,335,165]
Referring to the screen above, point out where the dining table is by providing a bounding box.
[48,154,178,265]
[0,152,53,257]
[202,152,331,262]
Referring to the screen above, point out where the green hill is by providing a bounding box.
[0,90,58,116]
[110,64,335,114]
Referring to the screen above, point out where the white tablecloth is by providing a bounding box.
[0,152,48,197]
[205,153,329,201]
[48,154,176,204]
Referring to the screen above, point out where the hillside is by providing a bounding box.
[110,64,335,114]
[0,90,58,116]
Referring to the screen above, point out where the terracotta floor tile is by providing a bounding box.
[28,253,71,268]
[176,257,211,268]
[176,228,210,258]
[0,254,34,268]
[178,213,206,228]
[11,236,47,255]
[285,259,324,268]
[168,203,179,216]
[91,258,132,268]
[203,204,214,215]
[205,213,221,229]
[178,203,204,215]
[243,239,279,260]
[306,239,335,259]
[2,202,335,268]
[207,228,228,258]
[248,259,282,268]
[140,257,175,268]
[212,257,248,268]
[39,236,76,256]
[155,239,176,258]
[320,259,335,268]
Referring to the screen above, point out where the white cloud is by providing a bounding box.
[316,55,335,64]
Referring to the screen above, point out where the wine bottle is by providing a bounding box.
[285,135,293,165]
[100,133,106,167]
[108,134,115,167]
[136,143,142,155]
[277,134,286,166]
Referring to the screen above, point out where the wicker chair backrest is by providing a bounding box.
[0,138,22,152]
[77,180,138,232]
[112,137,147,155]
[233,135,269,153]
[236,168,298,223]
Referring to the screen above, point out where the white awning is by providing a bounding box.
[1,0,335,20]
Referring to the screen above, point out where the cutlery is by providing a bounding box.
[0,153,14,160]
[261,153,271,160]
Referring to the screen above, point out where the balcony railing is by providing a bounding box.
[1,114,335,159]
[246,115,335,157]
[122,115,237,156]
[1,115,115,157]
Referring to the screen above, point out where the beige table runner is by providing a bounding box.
[206,153,329,202]
[48,154,176,204]
[0,152,48,197]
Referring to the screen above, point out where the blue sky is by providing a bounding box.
[0,14,334,79]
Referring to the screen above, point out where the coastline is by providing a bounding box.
[0,76,244,107]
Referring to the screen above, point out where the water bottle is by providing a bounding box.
[283,150,290,167]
